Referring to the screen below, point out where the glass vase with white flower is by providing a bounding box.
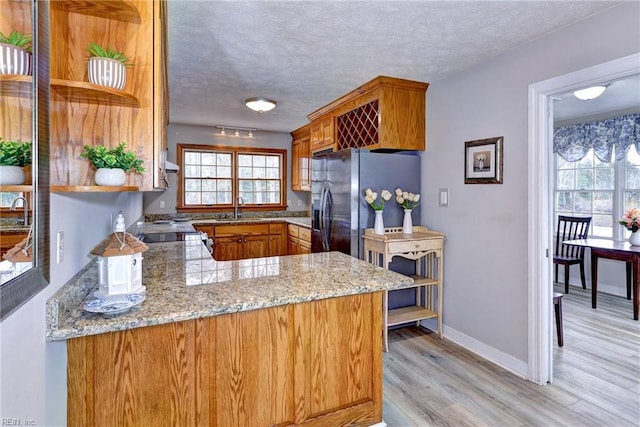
[364,188,391,234]
[395,188,420,234]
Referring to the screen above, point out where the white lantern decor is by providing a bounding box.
[90,213,148,297]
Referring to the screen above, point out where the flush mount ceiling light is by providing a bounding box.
[244,97,277,113]
[573,85,607,101]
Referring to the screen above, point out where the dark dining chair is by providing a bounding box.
[553,215,591,294]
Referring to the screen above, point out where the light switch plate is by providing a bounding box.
[438,188,449,207]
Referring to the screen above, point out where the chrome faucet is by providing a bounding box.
[10,196,29,226]
[234,195,244,219]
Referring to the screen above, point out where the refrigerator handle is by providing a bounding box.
[318,186,326,237]
[322,186,333,251]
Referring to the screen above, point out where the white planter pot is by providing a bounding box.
[0,43,32,76]
[0,165,26,185]
[95,168,126,186]
[630,231,640,246]
[88,57,126,90]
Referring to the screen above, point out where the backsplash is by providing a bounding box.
[145,210,309,222]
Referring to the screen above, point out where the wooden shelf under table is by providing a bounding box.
[388,305,437,327]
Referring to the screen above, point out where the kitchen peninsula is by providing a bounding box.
[47,221,411,426]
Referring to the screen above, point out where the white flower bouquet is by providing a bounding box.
[364,188,392,211]
[395,188,420,210]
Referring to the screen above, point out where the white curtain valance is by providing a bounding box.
[553,113,640,162]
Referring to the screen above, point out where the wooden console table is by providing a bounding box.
[363,226,445,352]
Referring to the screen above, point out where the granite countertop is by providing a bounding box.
[46,231,410,341]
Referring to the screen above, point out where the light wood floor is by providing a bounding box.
[382,286,640,426]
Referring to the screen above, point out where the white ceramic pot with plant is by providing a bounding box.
[86,42,131,90]
[80,142,145,186]
[0,138,32,185]
[0,30,32,76]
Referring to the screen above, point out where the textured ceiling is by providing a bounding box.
[167,1,624,133]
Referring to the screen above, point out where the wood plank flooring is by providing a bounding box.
[382,286,640,426]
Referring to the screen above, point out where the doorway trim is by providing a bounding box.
[527,52,640,385]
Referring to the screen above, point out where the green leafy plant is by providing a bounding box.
[0,30,32,53]
[0,138,32,167]
[80,142,145,173]
[87,41,132,66]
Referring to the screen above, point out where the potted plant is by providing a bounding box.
[0,30,32,76]
[0,138,32,185]
[80,142,145,186]
[86,41,132,90]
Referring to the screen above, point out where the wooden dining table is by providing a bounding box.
[563,238,639,320]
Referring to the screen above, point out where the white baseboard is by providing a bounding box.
[442,325,528,379]
[369,422,387,427]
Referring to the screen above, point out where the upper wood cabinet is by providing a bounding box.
[290,124,311,191]
[309,115,335,154]
[49,0,168,192]
[307,76,428,152]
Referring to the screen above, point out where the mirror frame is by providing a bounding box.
[0,0,49,320]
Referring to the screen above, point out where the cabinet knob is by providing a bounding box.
[238,238,242,243]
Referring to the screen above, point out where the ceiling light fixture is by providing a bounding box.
[573,85,607,101]
[219,127,226,136]
[244,97,277,113]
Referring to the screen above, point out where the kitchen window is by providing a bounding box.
[177,144,287,212]
[554,145,640,239]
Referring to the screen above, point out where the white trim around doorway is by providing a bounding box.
[527,52,640,385]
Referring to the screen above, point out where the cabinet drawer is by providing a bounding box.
[288,224,299,238]
[298,227,311,242]
[215,224,269,237]
[387,238,441,254]
[269,223,284,235]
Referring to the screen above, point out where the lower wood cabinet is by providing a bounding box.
[194,222,286,261]
[67,292,383,426]
[0,231,28,258]
[288,224,311,255]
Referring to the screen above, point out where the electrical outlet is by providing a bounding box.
[56,231,64,264]
[160,200,165,209]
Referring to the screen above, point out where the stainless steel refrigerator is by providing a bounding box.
[311,148,421,259]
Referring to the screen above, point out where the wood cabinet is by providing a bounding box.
[198,222,286,261]
[67,292,383,426]
[268,222,287,256]
[309,116,335,154]
[288,224,311,255]
[49,0,168,191]
[307,75,428,152]
[362,226,444,352]
[291,124,311,191]
[0,231,29,258]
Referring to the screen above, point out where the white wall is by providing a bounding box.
[0,192,142,426]
[423,2,640,366]
[143,123,310,215]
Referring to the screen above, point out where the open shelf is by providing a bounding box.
[51,185,139,193]
[0,75,32,97]
[388,306,437,326]
[0,185,33,193]
[51,79,139,107]
[52,0,140,23]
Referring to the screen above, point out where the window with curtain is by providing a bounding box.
[554,113,640,239]
[177,144,287,212]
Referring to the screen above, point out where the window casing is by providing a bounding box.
[177,144,287,212]
[554,146,640,239]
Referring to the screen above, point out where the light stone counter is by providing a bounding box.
[46,238,411,341]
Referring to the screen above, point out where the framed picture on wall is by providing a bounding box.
[464,136,503,184]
